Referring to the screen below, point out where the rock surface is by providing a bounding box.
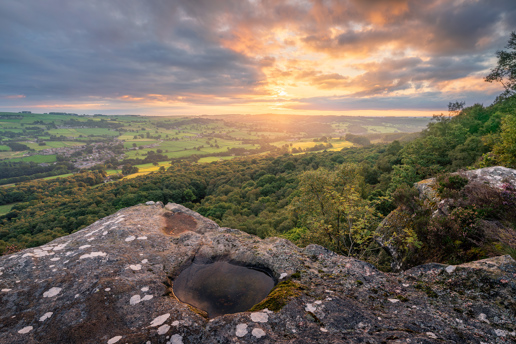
[0,203,515,343]
[377,166,516,271]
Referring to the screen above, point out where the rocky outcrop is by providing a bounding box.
[1,203,515,343]
[376,166,516,271]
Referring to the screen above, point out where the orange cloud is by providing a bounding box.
[438,75,504,94]
[1,0,509,115]
[2,94,26,99]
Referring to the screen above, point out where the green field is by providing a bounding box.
[24,141,85,151]
[46,128,119,137]
[272,139,354,151]
[0,111,430,186]
[0,203,16,216]
[8,154,57,163]
[363,125,400,133]
[0,151,24,161]
[198,156,236,163]
[43,173,75,180]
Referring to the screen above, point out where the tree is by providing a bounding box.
[493,115,516,167]
[448,101,465,114]
[291,164,381,258]
[485,32,516,98]
[122,164,138,175]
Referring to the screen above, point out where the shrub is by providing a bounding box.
[392,184,420,213]
[390,172,516,267]
[437,174,469,198]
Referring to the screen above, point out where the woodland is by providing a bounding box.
[0,33,516,270]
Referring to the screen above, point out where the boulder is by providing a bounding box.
[1,203,515,343]
[376,166,516,271]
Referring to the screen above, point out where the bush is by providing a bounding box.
[437,174,469,198]
[392,184,419,213]
[400,174,516,266]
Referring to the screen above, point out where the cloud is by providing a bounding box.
[1,95,25,99]
[0,1,264,102]
[298,0,516,58]
[287,88,499,112]
[0,0,514,114]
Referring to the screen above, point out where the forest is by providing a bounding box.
[1,90,515,270]
[1,33,516,270]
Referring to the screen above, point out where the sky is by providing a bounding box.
[0,0,515,117]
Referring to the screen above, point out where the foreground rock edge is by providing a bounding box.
[0,202,513,344]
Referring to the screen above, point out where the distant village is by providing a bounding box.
[23,142,123,169]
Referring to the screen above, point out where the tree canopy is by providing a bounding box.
[485,31,516,98]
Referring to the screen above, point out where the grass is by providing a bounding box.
[122,140,157,148]
[0,113,429,187]
[197,156,236,163]
[225,130,261,140]
[43,173,75,180]
[0,151,18,160]
[8,154,57,163]
[24,141,85,151]
[46,128,119,138]
[46,128,78,136]
[327,141,354,150]
[363,125,399,133]
[105,162,171,179]
[272,139,354,151]
[76,128,119,136]
[105,156,238,180]
[0,203,17,216]
[122,137,255,160]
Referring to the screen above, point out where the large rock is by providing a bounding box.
[1,203,515,343]
[376,166,516,271]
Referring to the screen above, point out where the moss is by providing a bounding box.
[249,280,304,312]
[291,271,301,279]
[415,282,438,298]
[396,295,409,302]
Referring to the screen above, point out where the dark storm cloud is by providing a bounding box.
[0,0,263,102]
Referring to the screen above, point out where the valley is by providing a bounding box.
[0,112,429,185]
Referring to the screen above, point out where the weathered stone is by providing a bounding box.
[376,166,516,271]
[0,203,515,343]
[463,166,516,189]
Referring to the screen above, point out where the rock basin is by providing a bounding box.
[173,260,275,318]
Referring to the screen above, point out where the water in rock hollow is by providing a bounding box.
[173,261,275,318]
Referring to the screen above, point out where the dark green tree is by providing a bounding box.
[485,32,516,98]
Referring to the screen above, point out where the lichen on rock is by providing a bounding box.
[0,202,514,343]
